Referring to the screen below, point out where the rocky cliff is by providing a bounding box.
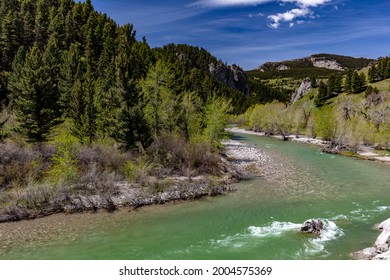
[291,77,311,103]
[256,54,373,76]
[310,56,345,71]
[209,62,249,96]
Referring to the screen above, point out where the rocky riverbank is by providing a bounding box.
[0,176,238,223]
[352,218,390,260]
[227,127,390,164]
[0,138,271,224]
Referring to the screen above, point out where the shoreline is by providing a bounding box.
[227,127,390,164]
[0,139,271,252]
[0,137,268,224]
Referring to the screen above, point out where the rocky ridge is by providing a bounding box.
[291,77,312,103]
[256,54,372,73]
[209,62,249,96]
[310,56,345,71]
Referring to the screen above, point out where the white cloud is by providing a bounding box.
[267,7,310,25]
[249,12,265,18]
[191,0,332,29]
[267,1,331,28]
[281,0,331,7]
[191,0,331,7]
[191,0,273,7]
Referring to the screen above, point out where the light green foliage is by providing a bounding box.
[290,100,315,135]
[180,91,203,141]
[248,101,292,139]
[203,95,232,145]
[314,107,337,142]
[141,60,177,137]
[48,133,79,187]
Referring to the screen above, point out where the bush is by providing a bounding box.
[47,136,79,187]
[122,157,154,184]
[0,142,52,189]
[77,145,132,173]
[148,132,222,176]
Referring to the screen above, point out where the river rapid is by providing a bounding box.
[0,132,389,260]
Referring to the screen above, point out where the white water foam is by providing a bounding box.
[331,214,349,221]
[304,219,344,256]
[376,206,390,212]
[210,219,343,258]
[210,221,301,249]
[248,221,301,238]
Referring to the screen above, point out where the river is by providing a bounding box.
[0,132,389,260]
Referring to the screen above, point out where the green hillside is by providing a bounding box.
[247,54,374,80]
[239,56,390,152]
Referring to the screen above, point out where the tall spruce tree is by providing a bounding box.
[0,10,22,70]
[351,71,366,93]
[111,28,152,150]
[314,81,328,107]
[34,0,50,49]
[9,43,61,142]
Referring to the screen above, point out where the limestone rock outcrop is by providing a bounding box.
[291,77,311,103]
[208,63,249,96]
[310,56,345,71]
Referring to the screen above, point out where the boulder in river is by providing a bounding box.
[300,219,324,235]
[352,247,378,260]
[352,218,390,260]
[375,218,390,253]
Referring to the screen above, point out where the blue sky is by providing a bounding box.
[89,0,390,70]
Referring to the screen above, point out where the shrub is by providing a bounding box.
[148,132,222,176]
[122,157,154,184]
[0,142,51,189]
[47,135,79,187]
[77,145,132,173]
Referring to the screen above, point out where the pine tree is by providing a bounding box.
[84,69,98,145]
[20,0,35,47]
[34,0,50,49]
[59,42,84,110]
[343,70,353,93]
[351,71,366,93]
[327,74,336,95]
[0,10,22,70]
[111,28,151,150]
[314,81,328,107]
[9,44,62,142]
[368,66,378,83]
[310,76,318,88]
[83,13,99,71]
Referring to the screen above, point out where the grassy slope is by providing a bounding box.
[248,54,374,80]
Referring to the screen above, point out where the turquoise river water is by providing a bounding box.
[0,132,389,260]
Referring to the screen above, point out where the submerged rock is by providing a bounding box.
[300,219,324,235]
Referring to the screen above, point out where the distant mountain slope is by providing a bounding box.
[248,54,374,79]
